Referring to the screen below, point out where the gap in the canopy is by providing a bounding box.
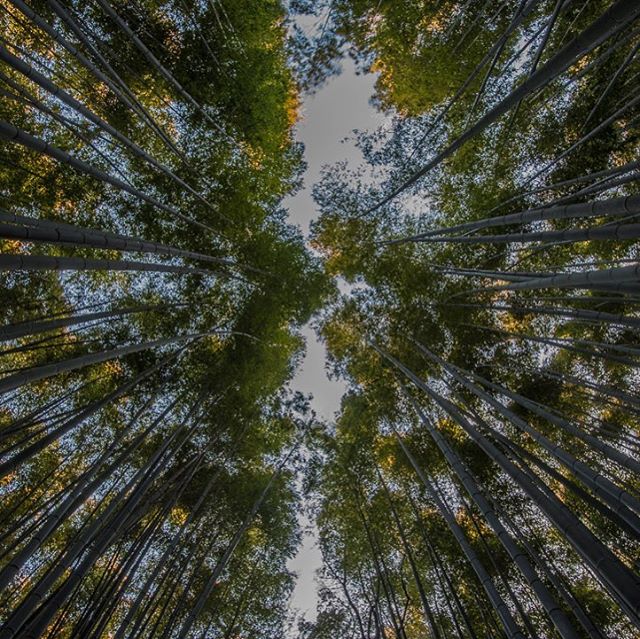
[285,52,389,632]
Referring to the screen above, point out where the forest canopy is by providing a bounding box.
[1,0,640,638]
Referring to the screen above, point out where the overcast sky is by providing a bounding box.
[284,56,387,632]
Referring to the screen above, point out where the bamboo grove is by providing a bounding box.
[304,1,640,638]
[1,0,640,638]
[0,0,332,636]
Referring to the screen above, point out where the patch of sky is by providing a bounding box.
[283,10,391,631]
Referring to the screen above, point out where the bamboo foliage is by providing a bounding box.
[3,0,640,637]
[308,0,640,637]
[0,0,324,636]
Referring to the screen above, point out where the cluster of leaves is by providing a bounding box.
[0,0,333,636]
[303,1,640,638]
